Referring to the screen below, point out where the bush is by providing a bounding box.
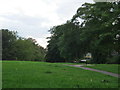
[106,56,120,64]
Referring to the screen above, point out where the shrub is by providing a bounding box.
[106,56,120,64]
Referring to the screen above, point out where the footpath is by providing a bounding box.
[64,64,120,78]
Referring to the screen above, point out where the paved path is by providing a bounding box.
[64,64,120,78]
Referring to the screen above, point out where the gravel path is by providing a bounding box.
[65,64,120,78]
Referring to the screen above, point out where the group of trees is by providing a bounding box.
[46,2,120,63]
[2,29,46,61]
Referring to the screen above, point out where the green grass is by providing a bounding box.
[2,61,119,88]
[83,64,120,74]
[56,62,120,74]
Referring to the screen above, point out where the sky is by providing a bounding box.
[0,0,94,48]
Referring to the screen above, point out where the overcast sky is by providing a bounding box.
[0,0,94,48]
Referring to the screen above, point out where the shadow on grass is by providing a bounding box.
[45,71,53,74]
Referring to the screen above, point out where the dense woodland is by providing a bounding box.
[2,29,46,61]
[1,2,120,63]
[45,2,120,64]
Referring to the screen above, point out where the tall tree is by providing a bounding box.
[72,2,120,63]
[45,26,65,62]
[2,29,18,60]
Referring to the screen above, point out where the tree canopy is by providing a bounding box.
[1,29,46,61]
[46,2,120,63]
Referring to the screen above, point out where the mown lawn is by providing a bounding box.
[2,61,119,88]
[83,64,120,74]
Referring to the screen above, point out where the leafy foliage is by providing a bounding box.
[46,2,120,63]
[2,29,46,61]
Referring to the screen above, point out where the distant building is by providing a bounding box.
[85,53,92,59]
[80,53,92,63]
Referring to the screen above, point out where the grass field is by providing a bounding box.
[2,61,119,88]
[83,64,120,74]
[55,63,120,74]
